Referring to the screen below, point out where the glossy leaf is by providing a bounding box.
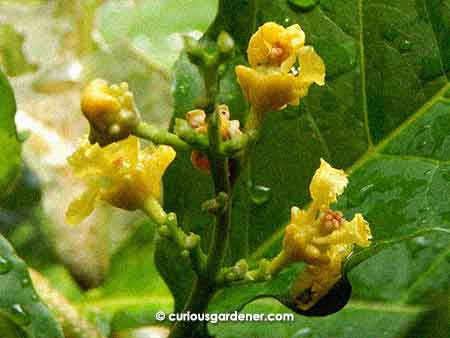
[162,0,450,336]
[0,234,63,338]
[0,69,21,197]
[98,0,218,70]
[81,220,173,333]
[0,24,38,77]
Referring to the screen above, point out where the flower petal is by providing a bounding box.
[65,188,99,225]
[310,159,348,210]
[298,46,326,86]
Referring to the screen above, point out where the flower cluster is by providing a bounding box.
[283,159,372,310]
[65,136,175,225]
[186,104,242,172]
[236,22,325,120]
[81,79,141,145]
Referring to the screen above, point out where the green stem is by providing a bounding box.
[132,122,191,151]
[169,111,233,338]
[219,130,259,157]
[142,196,167,225]
[142,199,207,281]
[173,118,209,150]
[218,250,291,285]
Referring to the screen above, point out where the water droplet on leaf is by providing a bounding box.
[0,256,11,274]
[399,39,412,52]
[21,277,30,287]
[249,185,272,206]
[288,0,320,12]
[10,304,31,326]
[292,327,312,338]
[359,183,374,195]
[414,236,430,247]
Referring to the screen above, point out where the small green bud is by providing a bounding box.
[184,233,200,250]
[159,225,170,237]
[217,31,235,55]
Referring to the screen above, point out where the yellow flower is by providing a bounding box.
[282,159,372,310]
[65,136,175,225]
[247,22,305,72]
[81,79,140,145]
[236,22,325,116]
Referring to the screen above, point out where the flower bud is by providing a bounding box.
[81,79,141,146]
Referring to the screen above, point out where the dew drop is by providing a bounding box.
[414,236,430,247]
[0,256,11,274]
[288,0,320,12]
[21,277,30,287]
[424,168,434,175]
[399,39,412,52]
[249,185,272,206]
[359,183,374,195]
[31,293,38,302]
[10,304,31,326]
[292,327,312,338]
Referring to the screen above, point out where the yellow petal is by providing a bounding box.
[346,213,372,247]
[247,22,305,70]
[65,188,99,225]
[248,22,286,68]
[235,65,303,113]
[310,159,348,211]
[141,145,176,199]
[298,46,326,86]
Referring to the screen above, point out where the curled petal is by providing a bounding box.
[247,22,305,70]
[312,214,372,247]
[310,159,348,211]
[298,46,326,86]
[283,223,330,266]
[236,65,306,113]
[65,188,99,225]
[140,145,177,199]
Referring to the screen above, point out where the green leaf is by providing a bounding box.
[209,298,427,338]
[162,0,450,336]
[0,69,21,197]
[98,0,218,70]
[80,220,173,333]
[0,234,63,338]
[0,24,38,77]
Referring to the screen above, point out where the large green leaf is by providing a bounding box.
[79,220,173,334]
[0,24,37,77]
[0,69,21,197]
[0,234,63,338]
[161,0,450,336]
[98,0,218,70]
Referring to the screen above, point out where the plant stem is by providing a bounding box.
[143,196,168,225]
[169,111,233,338]
[217,250,291,285]
[132,122,191,151]
[219,129,259,157]
[142,199,207,281]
